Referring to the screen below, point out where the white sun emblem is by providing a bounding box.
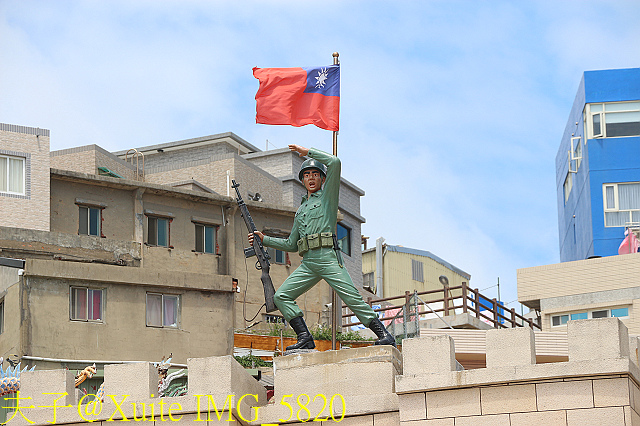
[315,68,329,89]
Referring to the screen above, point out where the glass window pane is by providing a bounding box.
[0,157,7,192]
[552,316,560,326]
[570,312,588,320]
[593,113,602,136]
[560,315,569,325]
[89,289,102,321]
[275,249,284,264]
[8,158,23,194]
[611,308,629,318]
[590,104,603,113]
[605,211,629,227]
[163,295,178,327]
[89,208,100,236]
[148,217,157,245]
[618,183,640,210]
[606,111,640,137]
[195,224,203,252]
[72,288,88,320]
[204,226,214,253]
[605,186,616,209]
[157,218,168,247]
[146,294,162,326]
[592,310,608,318]
[604,101,640,112]
[337,223,351,256]
[79,207,89,235]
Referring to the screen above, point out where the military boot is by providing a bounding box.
[368,317,397,347]
[286,316,316,350]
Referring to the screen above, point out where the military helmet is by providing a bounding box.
[298,158,327,181]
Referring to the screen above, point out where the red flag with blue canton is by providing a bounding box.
[253,65,340,131]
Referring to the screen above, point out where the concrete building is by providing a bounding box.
[362,238,471,298]
[557,67,640,262]
[518,253,640,334]
[0,124,366,370]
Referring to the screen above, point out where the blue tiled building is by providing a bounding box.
[557,67,640,262]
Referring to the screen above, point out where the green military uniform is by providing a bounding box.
[262,148,378,326]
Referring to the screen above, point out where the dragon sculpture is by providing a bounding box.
[74,355,187,402]
[0,357,36,396]
[154,354,187,397]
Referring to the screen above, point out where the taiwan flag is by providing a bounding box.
[253,65,340,131]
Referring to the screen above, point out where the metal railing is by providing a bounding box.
[341,282,540,338]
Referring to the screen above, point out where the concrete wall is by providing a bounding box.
[10,318,640,425]
[145,154,283,205]
[0,264,22,360]
[51,145,138,180]
[50,178,136,241]
[518,253,640,307]
[0,125,50,231]
[22,259,235,365]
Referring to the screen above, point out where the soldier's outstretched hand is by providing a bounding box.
[248,231,264,245]
[289,144,309,157]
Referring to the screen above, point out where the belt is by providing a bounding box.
[297,232,344,268]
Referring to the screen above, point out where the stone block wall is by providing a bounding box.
[396,318,640,425]
[0,124,50,231]
[51,145,138,180]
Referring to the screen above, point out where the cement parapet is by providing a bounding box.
[10,318,640,425]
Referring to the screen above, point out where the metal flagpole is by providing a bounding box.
[331,52,340,351]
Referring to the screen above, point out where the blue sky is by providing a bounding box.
[2,0,639,311]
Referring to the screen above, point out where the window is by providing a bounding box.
[411,259,424,282]
[570,136,582,170]
[552,315,569,326]
[267,247,287,265]
[195,223,218,254]
[611,307,629,318]
[148,216,170,247]
[570,312,588,320]
[363,272,374,290]
[336,223,351,256]
[591,310,608,319]
[79,206,102,236]
[0,299,4,334]
[0,155,25,195]
[552,307,629,326]
[146,293,179,328]
[70,287,103,322]
[602,182,640,227]
[587,101,640,138]
[564,172,573,203]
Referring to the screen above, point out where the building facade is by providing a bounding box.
[518,253,640,334]
[362,238,471,299]
[557,67,640,262]
[0,124,366,368]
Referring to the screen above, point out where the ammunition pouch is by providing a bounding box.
[298,232,335,255]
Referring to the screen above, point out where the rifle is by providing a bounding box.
[231,179,277,313]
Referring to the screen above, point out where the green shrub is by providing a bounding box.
[234,354,273,368]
